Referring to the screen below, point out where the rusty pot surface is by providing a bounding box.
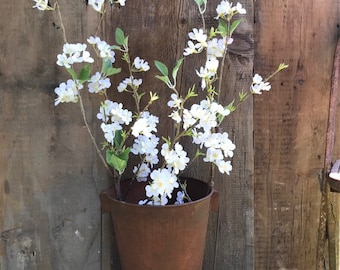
[100,177,218,270]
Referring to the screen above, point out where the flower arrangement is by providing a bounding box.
[33,0,287,205]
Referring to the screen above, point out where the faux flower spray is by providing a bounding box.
[33,0,287,205]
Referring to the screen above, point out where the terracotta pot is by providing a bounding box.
[100,177,218,270]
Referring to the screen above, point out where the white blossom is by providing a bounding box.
[183,41,199,56]
[216,160,233,174]
[32,0,50,11]
[54,79,83,106]
[207,38,226,58]
[88,72,111,93]
[175,191,185,205]
[167,93,182,108]
[251,74,271,94]
[134,57,150,71]
[143,168,178,205]
[88,0,105,12]
[133,163,151,182]
[131,112,159,137]
[56,43,94,68]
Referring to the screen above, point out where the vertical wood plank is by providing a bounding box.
[1,0,255,269]
[254,0,340,269]
[206,1,255,268]
[0,1,106,269]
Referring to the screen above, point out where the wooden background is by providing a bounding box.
[0,0,339,269]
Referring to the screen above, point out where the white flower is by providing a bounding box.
[188,28,207,52]
[98,41,116,62]
[207,38,226,58]
[32,0,50,11]
[145,173,174,204]
[97,100,115,122]
[54,79,83,106]
[110,103,133,125]
[196,66,210,89]
[235,2,247,14]
[131,134,159,157]
[147,168,178,201]
[192,129,210,146]
[167,93,182,108]
[97,101,132,133]
[251,74,271,94]
[132,78,143,87]
[170,111,181,123]
[212,102,229,116]
[100,122,122,144]
[133,163,151,182]
[117,78,131,92]
[56,53,72,69]
[188,28,207,44]
[205,57,219,74]
[203,147,223,163]
[216,160,233,174]
[87,36,101,45]
[131,112,159,137]
[134,57,150,71]
[175,191,185,205]
[116,0,126,6]
[56,43,94,68]
[183,109,196,130]
[88,72,111,93]
[183,41,198,56]
[161,143,189,174]
[88,0,105,12]
[215,0,233,19]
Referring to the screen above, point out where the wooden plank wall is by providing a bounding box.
[0,1,108,269]
[254,0,340,269]
[2,0,340,270]
[0,0,255,269]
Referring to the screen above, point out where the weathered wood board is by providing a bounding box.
[7,0,340,269]
[0,0,255,269]
[254,0,340,269]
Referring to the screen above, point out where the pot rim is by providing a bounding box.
[103,177,216,208]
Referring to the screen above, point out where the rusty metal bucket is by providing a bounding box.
[100,177,218,270]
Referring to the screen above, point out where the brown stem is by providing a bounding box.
[77,90,113,177]
[54,2,68,43]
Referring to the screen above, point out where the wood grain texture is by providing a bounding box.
[0,1,106,269]
[254,0,340,269]
[0,0,254,269]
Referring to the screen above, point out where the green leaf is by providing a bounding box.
[78,64,91,82]
[226,100,236,113]
[66,68,77,80]
[115,27,126,46]
[217,19,228,38]
[194,0,207,6]
[101,60,121,76]
[110,45,122,51]
[120,147,130,161]
[114,130,123,148]
[105,67,121,76]
[172,58,184,81]
[230,19,242,35]
[154,60,169,76]
[106,148,130,175]
[155,75,170,85]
